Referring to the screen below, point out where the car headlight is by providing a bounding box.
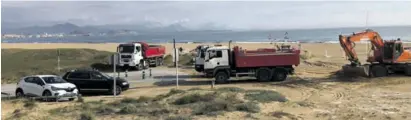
[51,86,65,91]
[51,86,58,91]
[122,82,128,85]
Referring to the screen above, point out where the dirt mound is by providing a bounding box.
[303,61,340,68]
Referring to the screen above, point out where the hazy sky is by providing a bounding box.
[2,1,411,30]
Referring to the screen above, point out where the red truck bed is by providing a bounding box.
[137,42,166,58]
[233,46,300,68]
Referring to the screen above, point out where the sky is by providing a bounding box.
[2,1,411,30]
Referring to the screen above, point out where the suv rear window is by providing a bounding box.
[67,72,91,79]
[24,77,34,83]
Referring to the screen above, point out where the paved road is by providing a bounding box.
[1,67,191,97]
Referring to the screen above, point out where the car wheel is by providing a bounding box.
[42,90,54,102]
[15,89,24,98]
[110,85,122,95]
[68,98,75,101]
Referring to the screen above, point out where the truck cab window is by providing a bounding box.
[216,51,222,58]
[200,50,205,58]
[136,46,141,52]
[119,45,134,53]
[209,50,222,59]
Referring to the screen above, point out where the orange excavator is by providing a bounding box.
[339,29,411,77]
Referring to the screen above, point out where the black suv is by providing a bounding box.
[62,69,129,95]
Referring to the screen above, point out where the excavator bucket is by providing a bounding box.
[341,64,370,77]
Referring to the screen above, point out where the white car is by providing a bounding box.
[15,75,79,101]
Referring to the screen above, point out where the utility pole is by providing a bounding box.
[173,39,179,88]
[57,49,60,72]
[365,11,370,57]
[113,53,117,98]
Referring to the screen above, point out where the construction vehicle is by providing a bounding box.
[203,41,300,83]
[339,29,411,77]
[114,42,166,70]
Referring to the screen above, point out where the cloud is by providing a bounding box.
[2,1,411,30]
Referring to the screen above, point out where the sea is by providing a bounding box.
[2,26,411,43]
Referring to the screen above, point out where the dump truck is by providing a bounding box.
[339,29,411,77]
[115,42,166,70]
[203,41,300,83]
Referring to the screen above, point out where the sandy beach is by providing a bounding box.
[2,42,411,120]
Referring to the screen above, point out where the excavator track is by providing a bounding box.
[342,64,370,77]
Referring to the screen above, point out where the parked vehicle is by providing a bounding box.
[15,75,78,101]
[339,29,411,77]
[112,42,166,70]
[203,41,300,83]
[62,69,129,95]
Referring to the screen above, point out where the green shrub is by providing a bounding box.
[154,88,186,101]
[77,94,84,103]
[7,109,27,119]
[188,87,203,91]
[95,105,116,115]
[23,99,36,109]
[79,112,95,120]
[245,90,287,103]
[149,108,172,116]
[166,116,192,120]
[271,111,295,118]
[236,102,260,113]
[120,97,139,103]
[193,99,234,115]
[1,49,113,84]
[300,50,315,60]
[169,88,185,95]
[118,104,138,114]
[174,93,215,105]
[120,96,153,104]
[217,87,245,92]
[137,96,153,103]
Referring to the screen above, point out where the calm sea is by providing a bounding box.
[2,26,411,43]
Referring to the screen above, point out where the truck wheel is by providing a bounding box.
[404,64,411,76]
[256,68,272,82]
[144,60,150,69]
[156,58,161,67]
[272,68,288,81]
[158,57,164,66]
[152,58,158,67]
[370,65,387,77]
[215,72,229,84]
[137,61,144,71]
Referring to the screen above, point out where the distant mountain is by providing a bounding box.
[2,23,107,34]
[2,21,229,34]
[93,21,191,33]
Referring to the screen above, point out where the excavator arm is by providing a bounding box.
[339,29,384,66]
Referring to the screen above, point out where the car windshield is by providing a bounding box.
[100,72,112,78]
[119,45,134,53]
[42,76,67,84]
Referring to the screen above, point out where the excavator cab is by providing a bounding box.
[383,41,403,63]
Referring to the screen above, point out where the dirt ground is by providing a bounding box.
[2,43,411,120]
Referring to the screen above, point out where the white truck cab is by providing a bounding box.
[194,45,210,72]
[204,46,230,73]
[117,43,147,70]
